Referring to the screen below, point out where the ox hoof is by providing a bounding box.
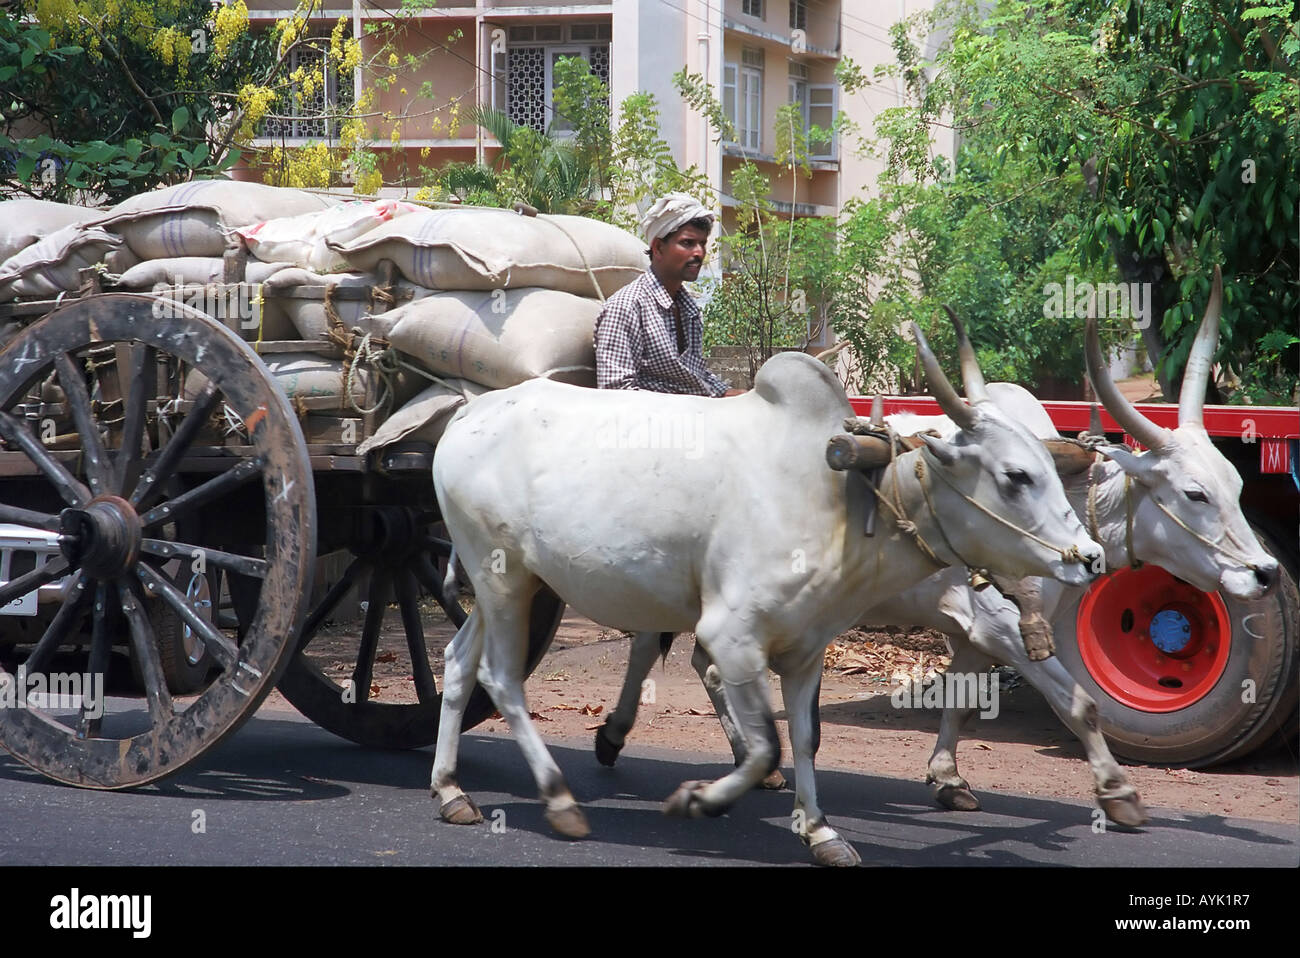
[759,769,787,791]
[1099,792,1149,828]
[935,784,981,812]
[545,805,591,839]
[663,781,722,818]
[439,794,484,826]
[594,724,623,767]
[810,837,861,868]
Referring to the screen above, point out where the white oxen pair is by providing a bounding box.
[429,326,1102,865]
[602,270,1278,826]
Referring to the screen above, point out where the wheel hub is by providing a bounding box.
[59,495,142,579]
[1076,564,1231,712]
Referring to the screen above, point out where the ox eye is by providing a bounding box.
[1184,488,1209,503]
[1005,469,1033,487]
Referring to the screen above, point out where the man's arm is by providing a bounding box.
[594,298,643,389]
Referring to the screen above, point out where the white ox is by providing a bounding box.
[601,269,1278,827]
[429,330,1102,866]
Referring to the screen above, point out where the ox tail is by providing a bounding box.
[443,545,460,607]
[659,632,676,666]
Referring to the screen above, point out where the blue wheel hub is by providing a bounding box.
[1150,609,1192,654]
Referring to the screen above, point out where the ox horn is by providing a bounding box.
[1084,313,1170,451]
[1177,265,1223,427]
[911,322,978,430]
[943,305,990,404]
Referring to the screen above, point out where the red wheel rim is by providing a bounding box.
[1076,565,1231,712]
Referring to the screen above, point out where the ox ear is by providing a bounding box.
[1095,442,1159,480]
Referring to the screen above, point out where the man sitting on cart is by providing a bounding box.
[594,192,744,397]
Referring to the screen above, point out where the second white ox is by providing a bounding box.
[429,330,1102,866]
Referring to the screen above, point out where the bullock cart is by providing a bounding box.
[0,257,563,788]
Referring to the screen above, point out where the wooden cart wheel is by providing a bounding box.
[277,507,564,748]
[0,293,315,788]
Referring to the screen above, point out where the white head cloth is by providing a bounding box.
[640,192,714,246]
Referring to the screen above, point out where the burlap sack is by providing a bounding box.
[185,351,376,411]
[384,287,600,389]
[355,377,490,455]
[0,224,122,301]
[117,257,293,288]
[328,207,646,297]
[0,199,102,262]
[91,180,335,259]
[261,268,433,341]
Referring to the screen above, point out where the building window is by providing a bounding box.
[788,61,837,160]
[497,22,610,134]
[261,43,349,139]
[789,0,806,31]
[739,47,763,151]
[742,0,764,18]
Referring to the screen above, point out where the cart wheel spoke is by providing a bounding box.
[139,539,269,579]
[0,410,91,506]
[424,536,454,558]
[414,551,466,627]
[20,572,90,677]
[396,568,438,704]
[296,555,368,653]
[115,344,156,495]
[118,580,174,725]
[138,456,264,530]
[52,351,112,496]
[130,381,220,509]
[352,572,391,703]
[136,562,239,672]
[0,556,69,609]
[0,503,58,529]
[77,583,112,740]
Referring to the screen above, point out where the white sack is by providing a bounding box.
[384,287,600,389]
[261,267,434,341]
[328,207,646,297]
[91,180,335,259]
[236,199,421,272]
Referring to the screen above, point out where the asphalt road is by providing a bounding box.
[1,703,1296,869]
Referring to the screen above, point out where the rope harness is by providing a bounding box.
[850,423,1091,582]
[1083,447,1266,573]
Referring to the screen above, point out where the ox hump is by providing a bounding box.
[751,351,852,422]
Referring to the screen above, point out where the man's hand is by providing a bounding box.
[722,388,746,397]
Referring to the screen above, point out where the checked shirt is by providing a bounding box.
[593,270,729,396]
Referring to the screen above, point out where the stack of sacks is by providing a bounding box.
[309,206,647,447]
[0,187,648,446]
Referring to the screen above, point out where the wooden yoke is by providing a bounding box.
[825,432,930,473]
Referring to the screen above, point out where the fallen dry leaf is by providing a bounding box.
[579,704,603,716]
[584,724,603,731]
[549,703,580,711]
[528,711,551,722]
[974,743,992,751]
[684,706,715,716]
[375,652,397,664]
[370,684,381,695]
